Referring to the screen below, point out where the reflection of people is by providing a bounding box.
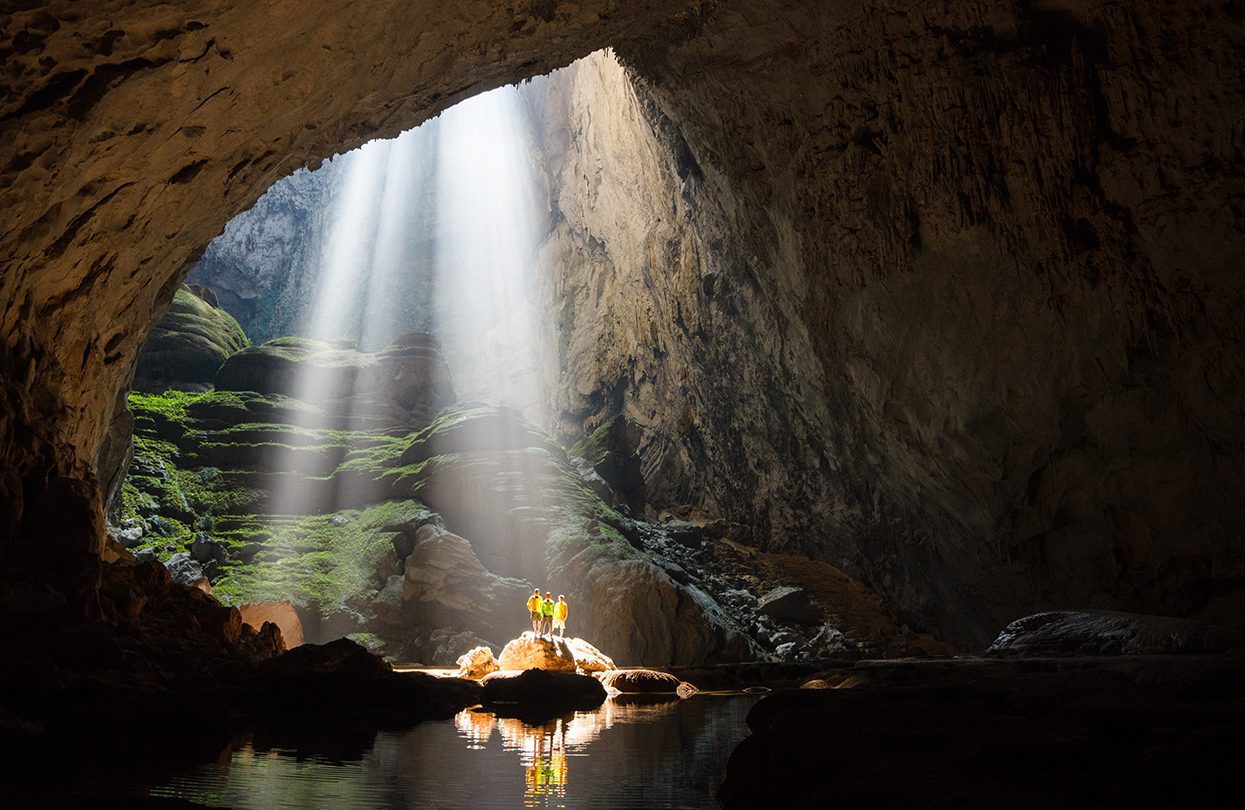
[553,594,569,638]
[526,588,542,634]
[540,591,555,638]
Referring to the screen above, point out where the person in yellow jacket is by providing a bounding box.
[540,591,556,638]
[526,588,543,634]
[552,595,569,638]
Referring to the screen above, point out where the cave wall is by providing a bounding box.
[2,1,1242,645]
[606,0,1245,641]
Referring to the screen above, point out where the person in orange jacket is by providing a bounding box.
[552,595,569,638]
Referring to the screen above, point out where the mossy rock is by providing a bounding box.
[133,286,249,392]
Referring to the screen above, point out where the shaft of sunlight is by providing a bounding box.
[434,86,544,419]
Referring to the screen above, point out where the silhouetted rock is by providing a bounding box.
[261,638,391,680]
[480,668,606,714]
[988,610,1244,657]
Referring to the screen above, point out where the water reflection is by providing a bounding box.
[145,694,758,809]
[454,697,684,808]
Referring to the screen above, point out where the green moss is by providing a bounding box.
[209,500,431,613]
[569,417,615,467]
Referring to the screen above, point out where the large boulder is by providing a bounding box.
[497,633,578,672]
[988,611,1244,657]
[261,638,392,680]
[395,527,532,644]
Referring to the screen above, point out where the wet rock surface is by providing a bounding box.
[598,668,684,694]
[988,610,1244,657]
[720,654,1245,809]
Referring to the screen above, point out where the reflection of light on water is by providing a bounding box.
[450,697,684,808]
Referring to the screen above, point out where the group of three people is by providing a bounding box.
[527,588,569,639]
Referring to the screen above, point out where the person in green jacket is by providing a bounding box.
[540,591,556,638]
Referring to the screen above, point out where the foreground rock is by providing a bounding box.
[719,655,1245,809]
[988,610,1243,657]
[480,669,607,718]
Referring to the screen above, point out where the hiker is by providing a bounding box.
[552,594,568,638]
[527,587,543,634]
[540,591,556,638]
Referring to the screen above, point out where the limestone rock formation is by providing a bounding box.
[215,333,455,428]
[133,285,249,393]
[988,611,1243,657]
[455,645,499,680]
[563,637,615,673]
[497,633,579,672]
[757,587,820,625]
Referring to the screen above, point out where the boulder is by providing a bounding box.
[480,668,606,713]
[597,668,684,693]
[240,601,304,648]
[758,586,820,625]
[456,646,500,679]
[190,534,229,566]
[261,638,392,680]
[564,637,615,672]
[497,632,578,672]
[988,610,1244,657]
[164,552,204,587]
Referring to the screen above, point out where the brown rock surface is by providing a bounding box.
[239,600,304,648]
[597,668,683,694]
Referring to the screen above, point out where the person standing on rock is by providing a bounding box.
[553,595,569,638]
[540,591,556,638]
[527,588,543,635]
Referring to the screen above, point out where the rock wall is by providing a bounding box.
[612,3,1245,643]
[2,2,1242,648]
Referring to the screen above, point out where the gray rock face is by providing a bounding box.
[758,587,820,625]
[988,611,1244,657]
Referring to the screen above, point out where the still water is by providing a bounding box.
[147,693,761,809]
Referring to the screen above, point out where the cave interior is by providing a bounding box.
[1,1,1243,807]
